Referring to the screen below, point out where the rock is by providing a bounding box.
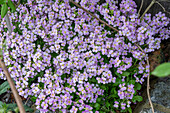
[135,77,170,113]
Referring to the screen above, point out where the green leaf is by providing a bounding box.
[1,102,7,112]
[31,96,37,102]
[7,103,17,110]
[135,83,141,90]
[103,3,109,8]
[151,63,170,77]
[122,72,130,76]
[113,79,121,86]
[106,101,110,108]
[99,111,105,113]
[40,71,44,76]
[100,85,106,90]
[115,72,119,76]
[128,107,132,113]
[24,105,34,112]
[0,108,5,113]
[94,103,100,110]
[1,3,8,18]
[90,77,97,83]
[129,80,136,85]
[108,94,117,99]
[14,107,19,113]
[96,98,102,103]
[8,0,16,12]
[132,96,143,103]
[0,0,5,5]
[0,101,3,107]
[0,81,10,95]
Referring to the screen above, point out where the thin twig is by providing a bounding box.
[140,0,156,21]
[0,60,26,113]
[138,0,144,17]
[24,96,30,105]
[138,1,158,110]
[135,43,155,113]
[146,60,155,113]
[69,0,119,32]
[157,0,170,2]
[155,1,170,15]
[69,1,154,113]
[139,1,170,111]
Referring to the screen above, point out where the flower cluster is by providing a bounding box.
[0,0,169,112]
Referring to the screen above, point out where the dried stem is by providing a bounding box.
[69,0,154,113]
[134,44,154,113]
[69,0,119,32]
[24,96,30,105]
[0,60,26,113]
[140,0,156,21]
[3,12,26,113]
[146,61,155,113]
[139,0,170,111]
[155,1,170,15]
[138,0,144,17]
[157,0,170,2]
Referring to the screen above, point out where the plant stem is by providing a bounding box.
[69,0,119,32]
[134,43,155,113]
[3,12,26,113]
[140,0,156,21]
[155,1,170,14]
[138,0,144,17]
[0,60,26,113]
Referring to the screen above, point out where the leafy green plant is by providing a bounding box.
[0,101,8,113]
[0,0,170,112]
[0,0,16,18]
[151,62,170,77]
[0,81,10,95]
[0,101,34,113]
[0,81,33,113]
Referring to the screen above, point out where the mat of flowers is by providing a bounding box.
[0,0,169,112]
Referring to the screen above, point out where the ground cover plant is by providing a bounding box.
[0,0,170,112]
[0,81,33,113]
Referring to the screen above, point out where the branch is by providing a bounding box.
[140,0,156,21]
[24,96,30,105]
[69,0,119,32]
[2,12,26,113]
[157,0,170,2]
[155,1,170,15]
[138,0,144,17]
[0,60,26,113]
[146,58,154,113]
[134,43,155,113]
[69,0,154,113]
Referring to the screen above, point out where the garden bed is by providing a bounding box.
[0,0,170,113]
